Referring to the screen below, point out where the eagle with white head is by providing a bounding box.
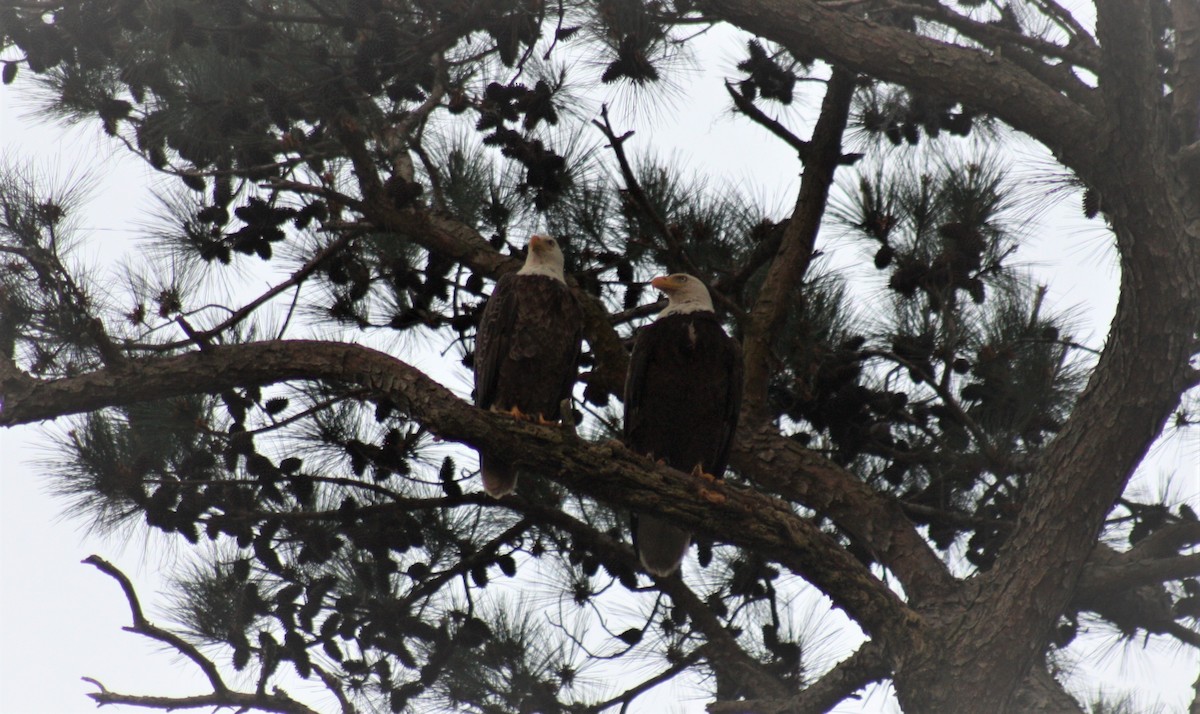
[473,235,583,497]
[623,273,743,576]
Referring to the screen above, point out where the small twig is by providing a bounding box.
[607,295,666,324]
[591,106,699,274]
[725,81,812,158]
[128,228,361,352]
[580,653,701,713]
[314,664,357,714]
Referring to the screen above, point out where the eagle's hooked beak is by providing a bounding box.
[529,234,550,253]
[650,275,684,294]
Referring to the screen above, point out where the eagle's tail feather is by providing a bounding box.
[480,454,517,498]
[634,515,691,577]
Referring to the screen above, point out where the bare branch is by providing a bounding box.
[590,105,715,295]
[83,555,228,695]
[1080,552,1200,594]
[724,81,811,158]
[706,640,888,714]
[82,555,320,714]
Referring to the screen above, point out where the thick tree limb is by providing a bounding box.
[740,66,855,422]
[731,424,955,603]
[1093,2,1161,153]
[1078,552,1200,595]
[1010,661,1084,713]
[699,0,1102,170]
[1171,1,1200,149]
[0,339,922,655]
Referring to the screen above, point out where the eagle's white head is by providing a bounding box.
[517,234,567,282]
[652,273,715,317]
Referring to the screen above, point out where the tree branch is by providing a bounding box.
[699,0,1102,169]
[3,340,922,656]
[732,423,955,603]
[1170,0,1200,149]
[1093,2,1161,152]
[1079,551,1200,594]
[740,66,856,421]
[83,555,320,714]
[706,639,889,714]
[723,82,811,158]
[83,555,229,695]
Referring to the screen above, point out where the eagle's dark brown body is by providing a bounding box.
[624,310,743,576]
[474,271,582,496]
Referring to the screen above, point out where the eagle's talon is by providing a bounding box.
[498,405,527,420]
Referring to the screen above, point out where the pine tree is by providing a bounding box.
[2,2,1198,712]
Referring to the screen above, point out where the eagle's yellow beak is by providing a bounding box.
[650,275,677,292]
[529,234,549,252]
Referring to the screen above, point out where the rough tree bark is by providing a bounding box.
[4,1,1200,710]
[697,1,1200,709]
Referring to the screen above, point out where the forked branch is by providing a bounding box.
[82,555,322,714]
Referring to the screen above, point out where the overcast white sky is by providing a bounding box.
[2,17,1198,713]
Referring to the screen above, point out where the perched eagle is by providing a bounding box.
[624,273,743,576]
[474,235,583,497]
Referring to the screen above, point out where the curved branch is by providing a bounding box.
[731,424,955,604]
[2,339,921,656]
[700,0,1102,169]
[84,555,229,696]
[83,555,320,714]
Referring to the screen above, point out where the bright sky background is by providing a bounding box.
[2,17,1198,714]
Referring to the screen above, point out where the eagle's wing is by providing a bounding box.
[622,325,652,440]
[474,272,520,409]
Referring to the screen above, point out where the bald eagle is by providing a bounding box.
[624,274,743,576]
[474,235,583,497]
